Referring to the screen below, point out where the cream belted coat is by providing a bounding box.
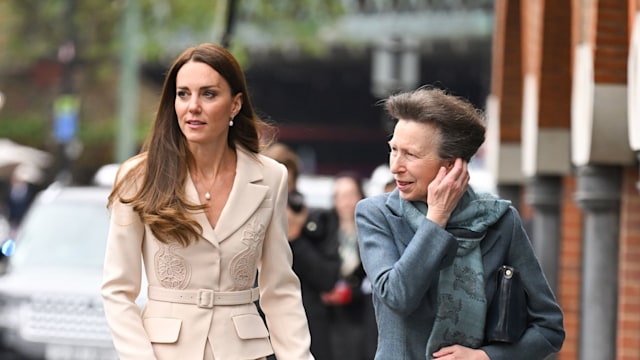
[101,147,314,360]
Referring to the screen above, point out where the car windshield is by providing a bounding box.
[9,199,110,271]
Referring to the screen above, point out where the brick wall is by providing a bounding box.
[594,0,629,84]
[557,174,582,360]
[491,2,639,359]
[492,0,524,143]
[617,167,640,360]
[554,169,640,360]
[539,1,572,128]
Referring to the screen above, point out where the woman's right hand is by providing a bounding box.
[426,158,469,227]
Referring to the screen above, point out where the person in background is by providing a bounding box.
[101,43,314,360]
[321,172,377,360]
[365,164,395,197]
[6,169,35,232]
[355,87,564,359]
[263,142,340,360]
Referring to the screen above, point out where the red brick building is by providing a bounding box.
[487,1,640,359]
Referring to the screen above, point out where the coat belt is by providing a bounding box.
[147,286,260,308]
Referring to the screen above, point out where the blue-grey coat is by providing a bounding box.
[354,189,565,360]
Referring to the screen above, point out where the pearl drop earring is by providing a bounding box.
[229,117,234,127]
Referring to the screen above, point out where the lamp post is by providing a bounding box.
[116,0,141,163]
[52,0,79,184]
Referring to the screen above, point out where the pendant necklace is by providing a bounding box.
[196,152,230,202]
[203,176,214,201]
[198,172,216,202]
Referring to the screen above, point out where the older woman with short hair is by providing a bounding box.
[355,87,564,360]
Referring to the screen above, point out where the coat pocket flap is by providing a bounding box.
[143,317,182,344]
[231,314,269,339]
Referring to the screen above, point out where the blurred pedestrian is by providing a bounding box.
[355,87,564,359]
[6,169,35,232]
[320,172,376,360]
[263,142,341,360]
[101,43,313,360]
[365,164,395,197]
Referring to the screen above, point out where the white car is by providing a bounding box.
[0,183,144,360]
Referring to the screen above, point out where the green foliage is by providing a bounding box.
[5,0,121,69]
[141,0,219,31]
[77,114,153,147]
[242,1,344,24]
[1,0,347,167]
[0,113,50,146]
[0,111,152,148]
[238,0,345,57]
[4,0,347,71]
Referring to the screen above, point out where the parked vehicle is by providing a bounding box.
[0,182,144,360]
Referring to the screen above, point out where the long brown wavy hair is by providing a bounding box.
[108,43,273,246]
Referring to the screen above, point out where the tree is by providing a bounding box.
[0,0,346,183]
[3,0,346,73]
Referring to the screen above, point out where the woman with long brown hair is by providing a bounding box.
[101,43,313,360]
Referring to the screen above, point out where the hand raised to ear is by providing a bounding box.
[426,158,469,227]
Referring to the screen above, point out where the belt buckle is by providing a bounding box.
[197,289,214,308]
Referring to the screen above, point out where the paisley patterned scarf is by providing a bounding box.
[399,188,511,359]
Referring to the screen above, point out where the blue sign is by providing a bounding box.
[54,112,78,143]
[54,95,80,143]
